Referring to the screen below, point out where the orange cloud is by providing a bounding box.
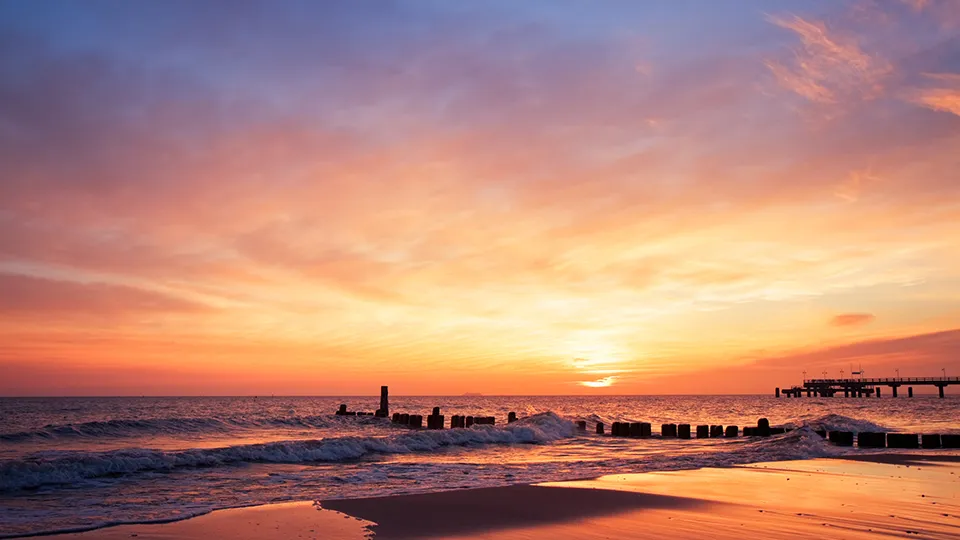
[829,313,876,327]
[907,73,960,116]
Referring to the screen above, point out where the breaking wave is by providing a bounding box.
[0,412,574,491]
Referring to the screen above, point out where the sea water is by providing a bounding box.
[1,395,958,537]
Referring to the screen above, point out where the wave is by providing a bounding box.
[0,414,368,442]
[0,412,574,491]
[783,413,890,434]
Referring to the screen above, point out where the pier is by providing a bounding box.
[777,376,957,398]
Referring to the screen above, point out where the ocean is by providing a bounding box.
[1,395,957,538]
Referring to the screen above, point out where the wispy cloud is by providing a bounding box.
[829,313,876,327]
[907,73,960,116]
[765,13,890,104]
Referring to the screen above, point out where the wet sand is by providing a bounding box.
[62,455,959,540]
[57,501,374,540]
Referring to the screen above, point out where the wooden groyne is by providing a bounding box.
[337,387,959,450]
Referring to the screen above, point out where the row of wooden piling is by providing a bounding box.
[601,418,779,438]
[822,430,960,448]
[347,398,960,449]
[389,407,501,429]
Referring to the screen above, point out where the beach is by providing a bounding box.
[62,453,959,539]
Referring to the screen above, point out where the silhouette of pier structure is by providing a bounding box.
[777,376,957,398]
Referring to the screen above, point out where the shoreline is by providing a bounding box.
[43,452,960,539]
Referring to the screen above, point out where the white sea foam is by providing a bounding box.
[0,413,574,491]
[783,413,890,433]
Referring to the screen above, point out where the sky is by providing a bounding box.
[1,0,959,396]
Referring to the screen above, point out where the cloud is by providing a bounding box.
[829,313,876,327]
[579,376,617,388]
[907,73,960,116]
[0,273,210,315]
[765,13,891,104]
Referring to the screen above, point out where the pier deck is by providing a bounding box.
[777,376,958,398]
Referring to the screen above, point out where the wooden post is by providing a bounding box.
[696,425,709,438]
[887,433,919,448]
[857,432,886,448]
[922,434,942,449]
[337,404,347,415]
[725,425,738,437]
[375,386,389,417]
[466,416,474,428]
[757,418,770,437]
[577,420,587,431]
[640,422,652,437]
[678,424,691,439]
[596,422,605,435]
[942,434,960,448]
[828,431,853,446]
[408,415,422,428]
[710,425,724,437]
[629,422,642,437]
[661,424,677,437]
[775,387,780,398]
[508,412,517,423]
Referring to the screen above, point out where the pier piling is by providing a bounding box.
[921,434,942,449]
[828,431,854,446]
[427,408,444,430]
[375,386,389,418]
[908,387,913,398]
[942,434,960,448]
[858,432,886,448]
[887,433,919,449]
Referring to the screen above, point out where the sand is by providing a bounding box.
[57,501,373,540]
[60,454,959,540]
